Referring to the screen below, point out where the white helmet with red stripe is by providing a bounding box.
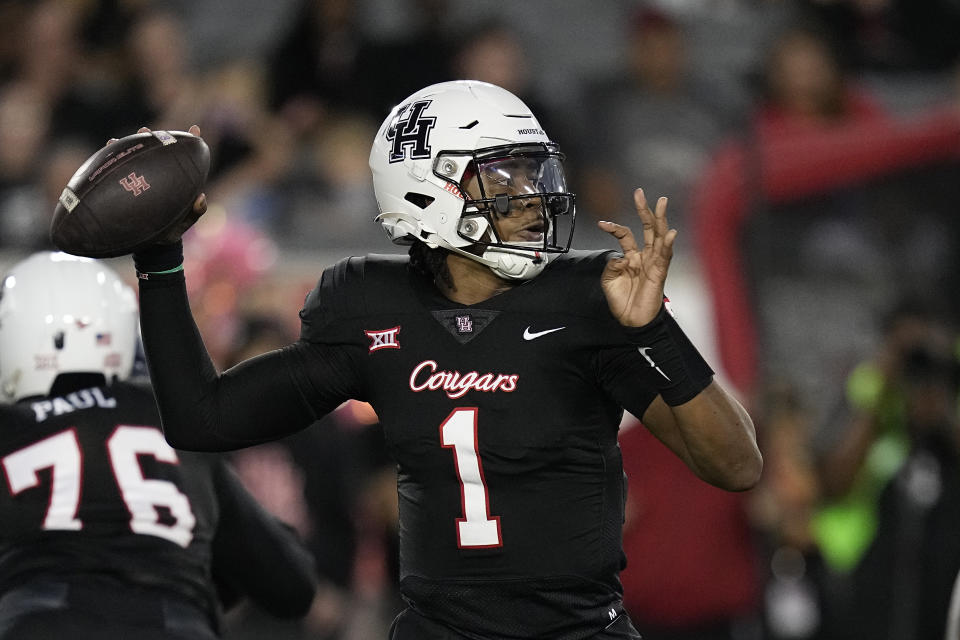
[369,80,575,280]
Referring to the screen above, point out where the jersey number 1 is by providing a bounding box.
[440,408,502,548]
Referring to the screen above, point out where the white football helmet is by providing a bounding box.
[369,80,575,280]
[0,252,138,402]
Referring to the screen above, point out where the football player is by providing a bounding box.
[0,252,317,640]
[131,80,762,639]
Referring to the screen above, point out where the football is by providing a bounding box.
[50,130,210,258]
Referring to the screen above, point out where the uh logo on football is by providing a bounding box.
[117,171,150,197]
[118,172,150,196]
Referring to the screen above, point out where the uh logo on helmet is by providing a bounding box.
[386,100,436,164]
[369,80,576,281]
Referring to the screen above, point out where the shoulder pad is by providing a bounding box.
[521,250,616,317]
[299,254,410,342]
[0,402,32,433]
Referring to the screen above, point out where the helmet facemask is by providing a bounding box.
[437,143,576,279]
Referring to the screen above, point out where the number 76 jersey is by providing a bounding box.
[295,250,665,636]
[0,381,218,609]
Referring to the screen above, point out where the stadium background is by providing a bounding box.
[1,1,959,638]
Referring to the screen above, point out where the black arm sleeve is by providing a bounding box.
[137,271,319,451]
[597,345,661,420]
[620,305,714,406]
[211,461,318,618]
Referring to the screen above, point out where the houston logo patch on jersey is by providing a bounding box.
[431,309,500,345]
[365,326,401,352]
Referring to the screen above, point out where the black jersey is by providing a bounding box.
[0,379,317,628]
[295,250,665,638]
[137,249,708,639]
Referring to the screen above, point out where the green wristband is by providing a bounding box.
[136,263,184,280]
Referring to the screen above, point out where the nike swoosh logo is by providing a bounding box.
[638,346,671,381]
[523,326,566,340]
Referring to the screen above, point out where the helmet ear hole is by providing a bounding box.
[458,216,489,241]
[404,193,435,209]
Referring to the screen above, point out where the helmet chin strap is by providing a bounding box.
[416,226,549,281]
[481,245,548,280]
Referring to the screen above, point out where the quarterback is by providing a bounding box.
[132,80,762,639]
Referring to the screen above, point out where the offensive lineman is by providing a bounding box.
[0,252,317,639]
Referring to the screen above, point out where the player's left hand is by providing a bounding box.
[598,188,677,327]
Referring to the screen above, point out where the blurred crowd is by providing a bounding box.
[2,0,960,638]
